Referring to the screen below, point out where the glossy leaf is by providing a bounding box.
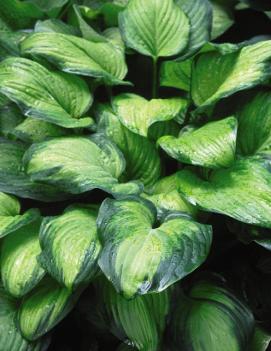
[177,157,271,228]
[0,138,68,201]
[158,117,238,169]
[0,57,93,128]
[39,205,101,290]
[210,0,234,40]
[175,0,212,59]
[1,220,45,298]
[160,59,192,92]
[143,173,197,219]
[192,41,271,112]
[25,0,68,11]
[34,19,79,35]
[119,0,190,59]
[237,91,271,156]
[97,104,161,187]
[97,197,212,298]
[99,277,170,351]
[18,277,77,341]
[21,32,128,85]
[0,31,27,59]
[24,135,142,196]
[170,278,255,351]
[13,117,68,143]
[0,285,47,351]
[0,192,40,238]
[113,93,188,137]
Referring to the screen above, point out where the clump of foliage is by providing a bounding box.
[0,0,271,350]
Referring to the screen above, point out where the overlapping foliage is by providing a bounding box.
[0,0,271,350]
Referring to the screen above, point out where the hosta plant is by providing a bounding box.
[0,0,271,350]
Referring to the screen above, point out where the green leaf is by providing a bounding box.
[34,19,79,35]
[160,59,192,92]
[96,103,161,187]
[210,0,234,40]
[0,138,68,202]
[158,117,238,169]
[177,157,271,228]
[0,104,24,138]
[170,278,254,351]
[0,31,27,59]
[13,117,68,143]
[0,57,93,129]
[0,192,40,238]
[97,197,212,298]
[175,0,212,60]
[143,173,197,219]
[192,40,271,113]
[39,205,101,290]
[18,277,78,341]
[237,91,271,156]
[98,277,170,351]
[113,93,188,137]
[118,0,190,59]
[0,285,48,351]
[24,135,142,197]
[21,32,128,85]
[1,220,45,298]
[240,0,271,11]
[24,0,68,11]
[0,0,43,31]
[250,327,271,351]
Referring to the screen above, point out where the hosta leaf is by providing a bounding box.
[210,0,234,40]
[39,205,101,290]
[13,117,68,143]
[0,285,48,351]
[97,197,212,298]
[21,32,128,85]
[170,278,254,351]
[0,31,27,59]
[118,0,190,59]
[240,0,271,10]
[0,138,68,201]
[237,91,271,156]
[100,278,170,351]
[18,277,77,341]
[0,192,40,238]
[24,135,142,196]
[0,0,43,30]
[177,157,271,228]
[0,57,93,129]
[113,94,188,137]
[175,0,212,60]
[34,19,79,35]
[192,41,271,112]
[1,220,45,298]
[0,104,24,138]
[97,104,161,187]
[250,327,271,351]
[160,59,192,92]
[158,117,238,169]
[25,0,68,11]
[143,173,197,219]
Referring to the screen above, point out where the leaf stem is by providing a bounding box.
[152,57,158,98]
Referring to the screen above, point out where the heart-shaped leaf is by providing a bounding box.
[177,157,271,228]
[21,32,128,85]
[113,93,187,137]
[0,57,93,128]
[39,205,101,290]
[97,197,212,298]
[158,116,238,169]
[119,0,190,59]
[97,104,161,187]
[192,40,271,113]
[1,220,45,298]
[24,135,142,196]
